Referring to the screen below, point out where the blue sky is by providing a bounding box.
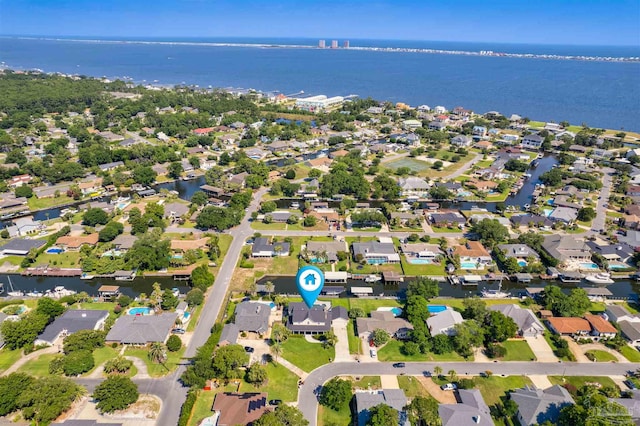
[1,0,639,45]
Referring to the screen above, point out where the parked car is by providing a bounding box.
[244,346,255,353]
[269,399,282,406]
[441,383,457,391]
[624,380,638,390]
[171,328,186,334]
[393,362,406,368]
[370,348,377,358]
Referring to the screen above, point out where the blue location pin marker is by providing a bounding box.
[296,265,325,308]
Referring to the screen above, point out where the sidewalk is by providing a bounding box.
[277,357,308,380]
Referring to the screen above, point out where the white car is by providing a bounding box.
[369,348,377,358]
[440,383,457,391]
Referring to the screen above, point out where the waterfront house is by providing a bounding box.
[234,302,270,334]
[251,237,290,258]
[453,241,492,267]
[497,244,540,262]
[285,302,348,334]
[522,134,544,150]
[35,310,109,346]
[427,309,464,336]
[212,393,270,426]
[619,321,640,345]
[430,211,466,227]
[56,234,100,251]
[106,313,178,345]
[546,317,591,337]
[488,304,544,337]
[0,238,45,256]
[400,243,443,261]
[356,311,414,340]
[351,240,400,264]
[398,177,429,198]
[163,202,190,222]
[541,235,591,263]
[33,183,72,199]
[584,314,617,339]
[390,211,422,227]
[548,206,578,223]
[451,134,472,147]
[152,163,169,176]
[355,389,409,426]
[228,172,248,188]
[510,214,553,229]
[112,234,137,252]
[605,305,640,324]
[439,389,494,426]
[510,385,575,426]
[586,241,635,265]
[6,217,43,238]
[304,240,348,263]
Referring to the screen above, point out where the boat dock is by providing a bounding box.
[23,267,83,277]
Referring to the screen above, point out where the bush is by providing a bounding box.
[402,341,420,356]
[116,295,132,307]
[49,354,65,375]
[348,308,365,319]
[103,357,133,374]
[319,378,353,411]
[177,389,199,426]
[371,329,390,347]
[186,288,204,306]
[485,343,506,359]
[93,376,139,413]
[63,330,105,354]
[458,378,475,389]
[63,350,95,376]
[167,335,182,352]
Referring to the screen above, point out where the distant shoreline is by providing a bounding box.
[3,36,639,63]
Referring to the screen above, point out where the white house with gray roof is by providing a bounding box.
[355,389,409,426]
[427,309,464,336]
[398,177,429,198]
[106,313,178,345]
[439,389,494,426]
[497,244,540,262]
[489,304,544,337]
[541,235,591,263]
[36,310,109,346]
[351,240,400,264]
[510,385,574,426]
[234,302,271,334]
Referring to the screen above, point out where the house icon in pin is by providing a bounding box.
[304,273,316,286]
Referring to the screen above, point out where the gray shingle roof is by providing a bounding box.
[0,238,46,254]
[488,304,544,336]
[219,323,240,345]
[355,389,409,426]
[619,320,640,342]
[234,302,270,333]
[351,242,397,257]
[511,385,574,426]
[439,389,494,426]
[497,244,540,259]
[286,302,331,333]
[106,313,178,344]
[37,310,109,344]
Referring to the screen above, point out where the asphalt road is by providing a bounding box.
[298,360,640,426]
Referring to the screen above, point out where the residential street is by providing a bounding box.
[591,167,614,233]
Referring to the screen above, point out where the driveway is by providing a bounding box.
[415,376,457,403]
[380,375,399,389]
[525,335,558,363]
[332,319,352,362]
[579,343,629,363]
[563,337,591,363]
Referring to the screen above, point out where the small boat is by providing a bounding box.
[172,287,180,298]
[524,204,531,210]
[481,281,510,298]
[364,275,382,283]
[523,173,532,178]
[26,290,43,298]
[585,272,615,285]
[290,202,300,209]
[7,291,25,297]
[537,153,544,159]
[80,273,95,280]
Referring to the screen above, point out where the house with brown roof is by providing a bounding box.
[56,234,99,251]
[453,241,492,267]
[307,209,340,224]
[170,237,209,252]
[356,311,414,340]
[329,149,349,159]
[546,317,591,338]
[305,157,333,172]
[212,393,270,426]
[584,314,617,339]
[465,179,499,192]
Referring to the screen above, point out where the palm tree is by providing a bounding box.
[149,283,162,310]
[270,342,283,364]
[148,342,167,365]
[434,366,442,378]
[265,281,274,297]
[323,330,337,348]
[448,369,457,383]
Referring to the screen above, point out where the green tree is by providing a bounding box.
[103,357,133,374]
[93,376,139,413]
[166,334,182,352]
[254,404,309,426]
[98,221,124,242]
[246,363,268,386]
[14,185,34,198]
[124,231,171,271]
[406,276,440,299]
[0,311,49,349]
[406,396,441,426]
[405,295,430,325]
[461,297,488,322]
[62,350,95,376]
[429,185,454,200]
[471,219,509,246]
[0,373,34,416]
[285,169,296,179]
[132,165,157,185]
[577,207,596,222]
[270,342,283,364]
[63,330,105,354]
[82,207,109,226]
[431,334,453,354]
[303,215,317,227]
[367,403,398,426]
[484,310,518,343]
[371,329,390,347]
[319,377,353,411]
[196,206,243,230]
[36,297,65,322]
[191,190,208,206]
[271,323,291,344]
[212,344,249,380]
[185,288,204,306]
[191,264,214,291]
[161,288,179,310]
[168,161,183,179]
[452,321,485,358]
[17,376,83,424]
[148,342,167,365]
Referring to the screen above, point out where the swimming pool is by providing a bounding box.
[367,259,387,265]
[460,261,479,269]
[409,258,433,265]
[391,307,402,316]
[46,248,64,254]
[376,307,403,317]
[183,312,191,319]
[518,260,527,267]
[128,307,153,316]
[172,254,183,259]
[609,264,631,270]
[580,262,600,270]
[543,209,554,217]
[428,305,447,314]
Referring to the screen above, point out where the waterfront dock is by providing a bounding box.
[22,267,82,277]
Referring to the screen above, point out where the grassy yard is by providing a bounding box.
[400,257,446,276]
[319,404,351,426]
[542,332,574,361]
[281,336,335,372]
[398,375,430,398]
[619,345,640,362]
[349,299,401,315]
[548,375,618,391]
[35,251,82,268]
[28,195,74,210]
[187,302,205,332]
[251,222,287,230]
[0,348,23,373]
[18,353,58,377]
[585,350,618,362]
[188,385,239,426]
[89,346,120,374]
[352,376,381,390]
[377,340,469,362]
[432,298,520,311]
[473,375,533,406]
[239,362,299,402]
[430,226,463,233]
[501,340,537,361]
[124,346,186,377]
[350,261,403,275]
[347,320,361,354]
[616,301,640,314]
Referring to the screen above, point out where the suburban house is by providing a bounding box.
[268,211,293,223]
[351,239,401,264]
[522,134,544,150]
[430,211,466,227]
[541,235,591,263]
[428,121,447,131]
[510,385,575,426]
[211,393,270,426]
[548,206,578,224]
[546,317,591,338]
[35,310,109,346]
[251,237,290,258]
[0,238,46,256]
[163,202,190,222]
[586,241,635,266]
[605,305,639,324]
[402,119,422,130]
[398,177,429,198]
[439,389,494,426]
[488,305,544,337]
[7,174,33,188]
[285,302,348,334]
[497,244,540,262]
[355,389,409,426]
[619,321,640,346]
[453,241,492,267]
[112,234,138,252]
[427,309,464,336]
[400,243,443,261]
[356,311,414,340]
[6,217,44,238]
[234,302,271,334]
[510,214,554,228]
[304,240,348,263]
[98,161,124,172]
[451,135,472,147]
[105,313,178,345]
[584,314,617,339]
[56,234,100,251]
[218,323,239,347]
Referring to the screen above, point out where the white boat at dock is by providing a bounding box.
[365,274,382,283]
[585,272,615,285]
[481,281,510,298]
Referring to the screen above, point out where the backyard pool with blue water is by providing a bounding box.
[580,262,600,270]
[46,248,64,254]
[518,260,527,267]
[460,261,479,269]
[428,305,447,314]
[409,258,433,265]
[128,307,153,315]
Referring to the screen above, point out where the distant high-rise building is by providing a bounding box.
[343,40,350,48]
[318,40,325,48]
[331,40,338,49]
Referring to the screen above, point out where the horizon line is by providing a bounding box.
[1,34,639,48]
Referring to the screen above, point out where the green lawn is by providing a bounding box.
[585,350,618,362]
[188,385,239,426]
[430,226,463,233]
[319,404,351,426]
[616,302,640,314]
[386,158,432,173]
[432,298,520,311]
[187,303,205,332]
[124,346,186,377]
[74,301,117,311]
[542,332,574,361]
[501,340,537,361]
[251,222,287,230]
[589,302,606,314]
[35,252,82,268]
[473,376,533,406]
[400,257,446,276]
[352,376,382,390]
[0,348,23,373]
[548,375,618,391]
[347,320,361,354]
[281,336,335,372]
[89,346,120,375]
[240,362,299,402]
[18,353,58,377]
[28,195,74,210]
[377,340,469,362]
[398,375,431,398]
[349,299,401,315]
[619,345,640,362]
